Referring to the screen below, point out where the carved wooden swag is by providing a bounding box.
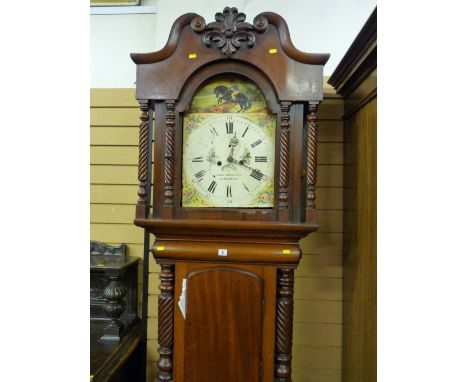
[191,6,268,56]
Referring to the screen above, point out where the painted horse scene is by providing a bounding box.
[188,75,269,114]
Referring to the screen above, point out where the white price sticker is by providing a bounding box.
[178,278,187,319]
[218,249,228,257]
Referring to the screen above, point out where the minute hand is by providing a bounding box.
[231,158,268,180]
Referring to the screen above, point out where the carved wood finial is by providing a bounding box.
[101,274,127,341]
[164,101,176,207]
[191,7,268,57]
[279,101,292,221]
[157,264,175,382]
[306,101,319,220]
[274,268,295,382]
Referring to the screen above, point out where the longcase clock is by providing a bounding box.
[131,7,329,382]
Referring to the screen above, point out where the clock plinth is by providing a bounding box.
[131,6,329,381]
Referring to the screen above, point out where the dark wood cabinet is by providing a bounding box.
[90,241,143,381]
[130,6,329,381]
[90,241,139,340]
[90,321,143,382]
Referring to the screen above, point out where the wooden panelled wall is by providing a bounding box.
[90,84,344,382]
[328,8,377,382]
[342,95,376,382]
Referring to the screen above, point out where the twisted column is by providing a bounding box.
[156,264,175,381]
[279,102,291,220]
[306,102,319,213]
[274,268,295,382]
[136,100,150,218]
[164,101,175,206]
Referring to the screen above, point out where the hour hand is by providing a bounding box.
[231,158,253,171]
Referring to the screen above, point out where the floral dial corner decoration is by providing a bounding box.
[191,7,268,57]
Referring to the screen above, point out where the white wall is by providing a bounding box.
[91,13,158,88]
[91,0,376,88]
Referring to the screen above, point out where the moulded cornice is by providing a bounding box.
[328,7,377,97]
[130,13,197,64]
[257,12,329,65]
[130,10,330,66]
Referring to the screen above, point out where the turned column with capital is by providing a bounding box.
[156,263,175,382]
[162,100,176,219]
[136,100,150,219]
[278,101,291,222]
[274,268,295,382]
[306,101,319,223]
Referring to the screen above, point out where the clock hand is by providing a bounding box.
[227,134,238,159]
[231,158,269,182]
[229,134,239,148]
[226,133,239,163]
[230,158,254,172]
[230,158,267,178]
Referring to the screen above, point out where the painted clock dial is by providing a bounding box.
[182,113,275,207]
[181,76,276,208]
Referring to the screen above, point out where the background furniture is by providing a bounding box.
[90,321,143,382]
[329,8,377,382]
[90,241,139,340]
[90,241,143,381]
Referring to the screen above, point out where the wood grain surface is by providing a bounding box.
[330,8,377,382]
[342,97,376,382]
[183,267,264,382]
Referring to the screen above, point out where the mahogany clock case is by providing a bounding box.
[131,8,329,226]
[130,7,330,382]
